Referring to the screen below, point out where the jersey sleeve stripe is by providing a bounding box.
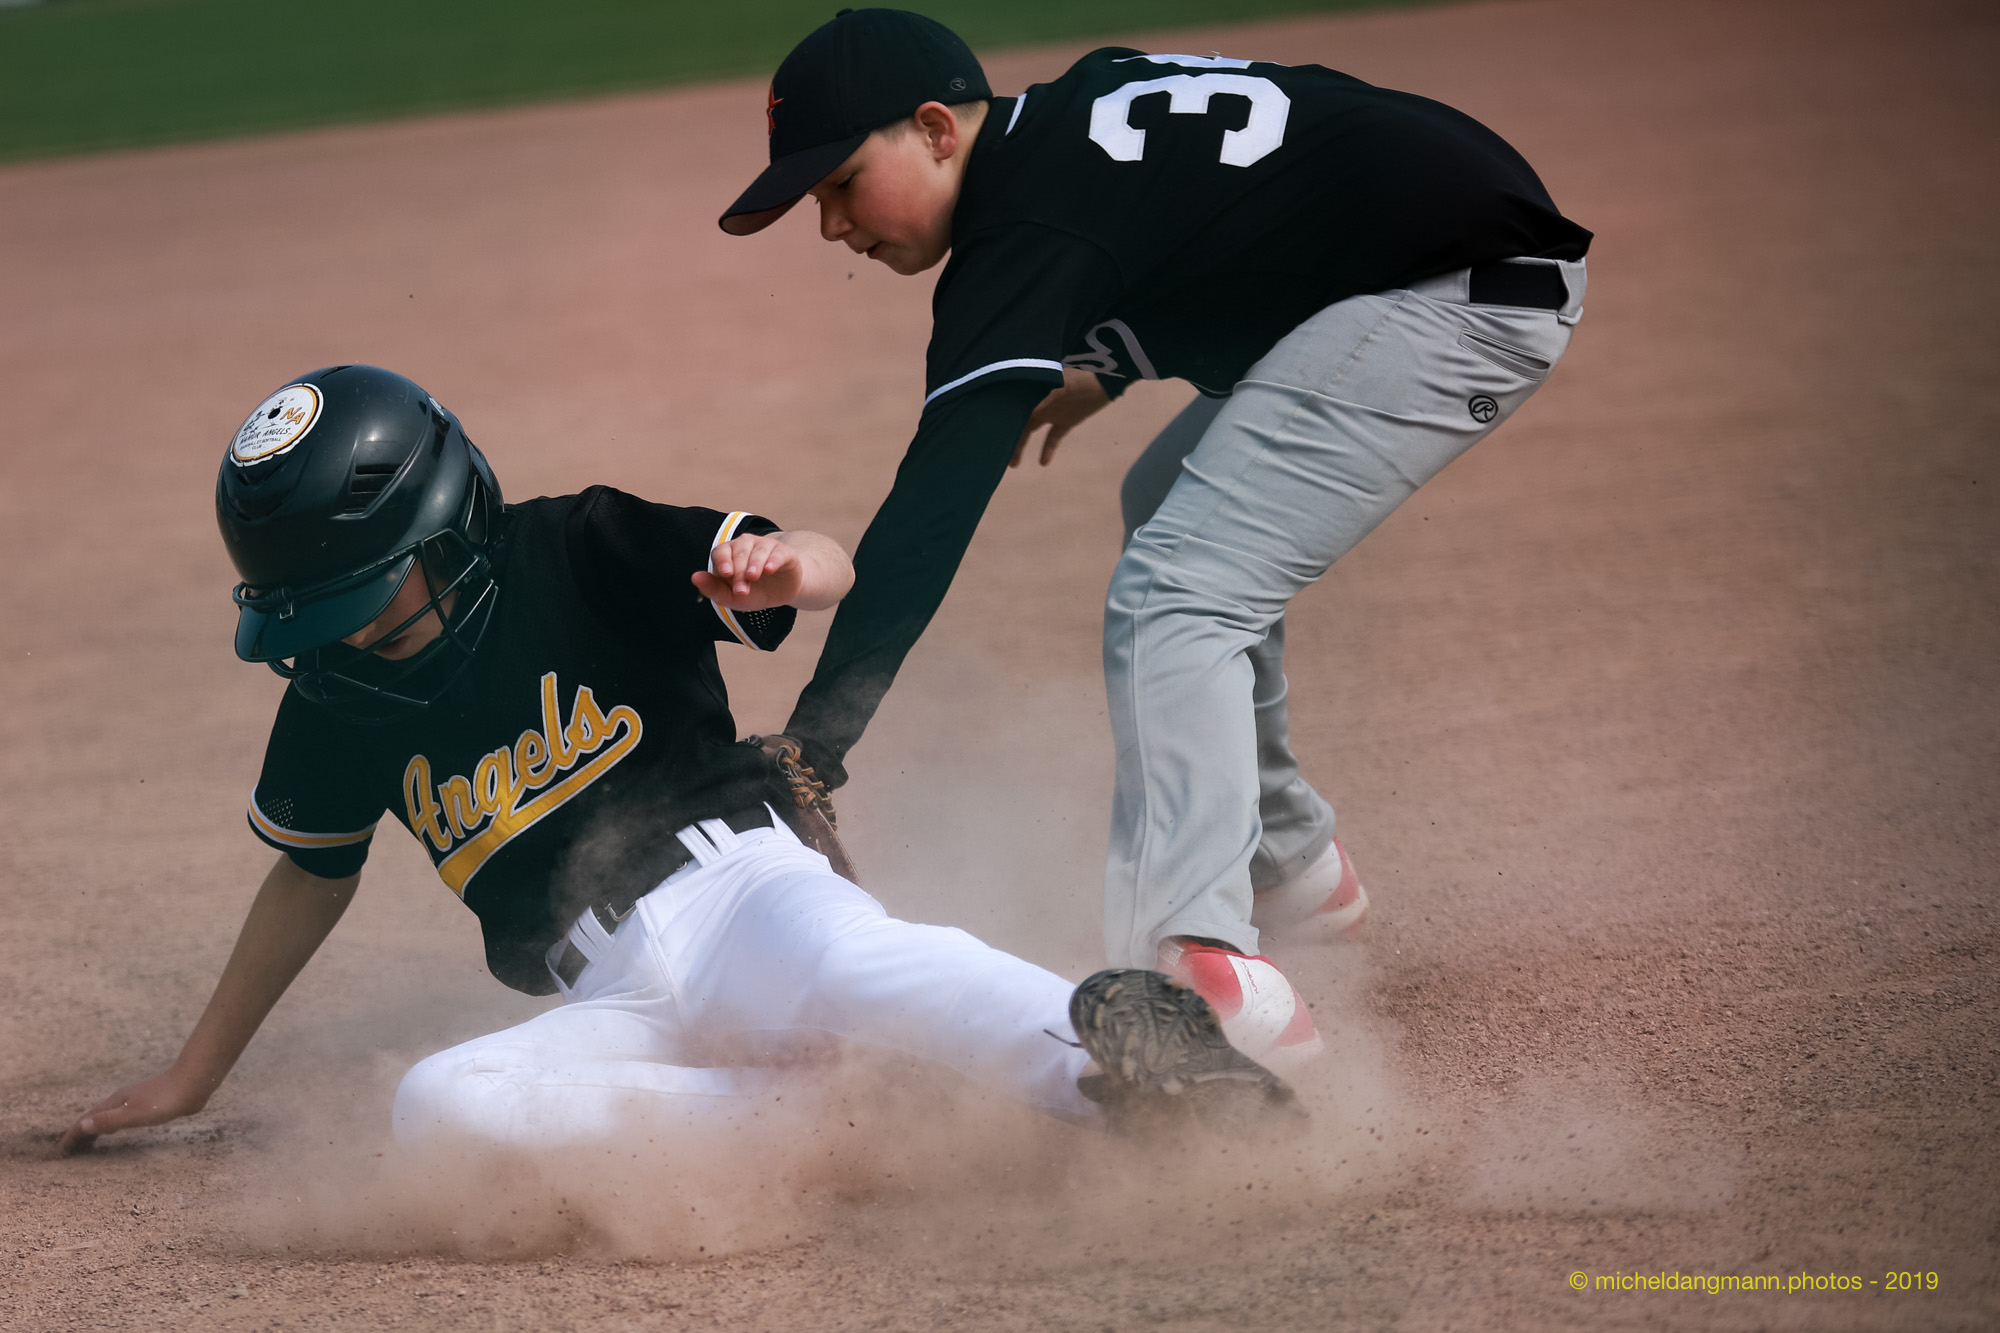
[707,510,764,651]
[922,358,1065,408]
[710,510,751,548]
[1005,93,1027,135]
[246,795,377,849]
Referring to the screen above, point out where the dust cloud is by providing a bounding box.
[226,960,1444,1271]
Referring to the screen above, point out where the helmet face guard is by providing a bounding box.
[216,365,504,722]
[236,531,498,720]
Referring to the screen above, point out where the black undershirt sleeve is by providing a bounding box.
[785,378,1050,786]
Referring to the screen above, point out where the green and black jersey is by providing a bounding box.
[248,487,795,993]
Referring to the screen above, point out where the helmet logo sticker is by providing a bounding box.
[231,384,323,465]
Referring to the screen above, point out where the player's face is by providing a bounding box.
[340,565,455,661]
[808,109,967,275]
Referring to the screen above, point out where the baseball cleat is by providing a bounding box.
[1070,968,1297,1130]
[1250,837,1370,941]
[1157,939,1325,1075]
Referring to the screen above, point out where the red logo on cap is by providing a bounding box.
[766,86,783,136]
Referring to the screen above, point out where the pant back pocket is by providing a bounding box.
[1458,329,1552,380]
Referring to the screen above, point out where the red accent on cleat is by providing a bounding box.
[1250,837,1371,941]
[1176,944,1248,1018]
[1157,940,1323,1074]
[1313,838,1369,935]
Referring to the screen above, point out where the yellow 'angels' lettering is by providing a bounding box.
[567,685,610,753]
[403,756,450,853]
[440,775,477,841]
[399,672,643,896]
[473,749,511,818]
[515,728,551,787]
[544,672,577,768]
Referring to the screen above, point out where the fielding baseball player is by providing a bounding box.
[720,10,1591,1070]
[59,365,1290,1157]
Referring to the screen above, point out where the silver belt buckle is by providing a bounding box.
[591,900,636,933]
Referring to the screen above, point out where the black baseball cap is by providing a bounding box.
[719,8,990,236]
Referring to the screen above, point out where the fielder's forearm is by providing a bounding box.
[786,379,1048,784]
[169,855,358,1103]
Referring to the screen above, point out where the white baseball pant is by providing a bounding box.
[394,815,1096,1148]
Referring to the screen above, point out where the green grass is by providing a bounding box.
[0,0,1434,162]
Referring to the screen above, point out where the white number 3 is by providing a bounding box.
[1088,65,1291,168]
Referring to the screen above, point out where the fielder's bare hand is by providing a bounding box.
[59,1070,211,1156]
[692,530,853,611]
[1012,368,1112,468]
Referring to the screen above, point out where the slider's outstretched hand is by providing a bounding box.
[694,532,803,609]
[692,530,854,612]
[59,1071,207,1156]
[58,857,359,1158]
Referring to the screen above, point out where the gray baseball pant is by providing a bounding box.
[1104,258,1587,967]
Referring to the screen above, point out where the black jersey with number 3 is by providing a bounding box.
[928,48,1592,402]
[785,48,1590,780]
[245,486,797,994]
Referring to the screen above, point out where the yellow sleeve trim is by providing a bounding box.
[707,510,765,651]
[247,793,378,850]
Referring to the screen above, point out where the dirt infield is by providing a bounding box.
[2,0,1996,1328]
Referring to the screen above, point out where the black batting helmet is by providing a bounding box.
[216,364,503,718]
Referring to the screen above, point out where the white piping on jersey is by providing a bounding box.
[1005,93,1026,135]
[1115,53,1254,68]
[247,789,378,850]
[922,358,1065,408]
[707,511,769,652]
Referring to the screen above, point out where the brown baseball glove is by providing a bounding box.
[748,734,858,883]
